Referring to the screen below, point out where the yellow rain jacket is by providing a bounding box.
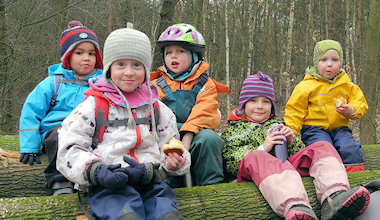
[284,71,368,135]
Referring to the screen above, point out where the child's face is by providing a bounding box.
[69,42,96,76]
[243,97,272,122]
[110,59,145,93]
[318,49,341,80]
[164,45,190,74]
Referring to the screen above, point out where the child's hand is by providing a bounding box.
[336,104,356,117]
[263,127,287,152]
[277,124,295,145]
[166,152,185,170]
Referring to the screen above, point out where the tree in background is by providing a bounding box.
[0,0,378,144]
[359,0,379,144]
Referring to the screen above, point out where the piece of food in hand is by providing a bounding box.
[333,97,347,107]
[162,137,185,156]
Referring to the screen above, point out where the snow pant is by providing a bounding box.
[237,141,350,217]
[301,126,364,172]
[87,182,183,220]
[43,125,70,189]
[166,129,224,188]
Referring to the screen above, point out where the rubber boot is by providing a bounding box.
[321,186,370,220]
[286,205,318,220]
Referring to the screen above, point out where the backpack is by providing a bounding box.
[89,95,160,149]
[48,75,89,112]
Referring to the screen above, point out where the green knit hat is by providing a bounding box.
[313,40,343,68]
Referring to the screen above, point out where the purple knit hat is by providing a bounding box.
[238,71,275,113]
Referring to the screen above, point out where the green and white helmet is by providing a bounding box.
[157,23,205,58]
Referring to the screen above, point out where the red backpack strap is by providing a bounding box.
[91,95,109,149]
[153,101,160,126]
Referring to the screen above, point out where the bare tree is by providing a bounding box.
[153,0,179,68]
[359,0,379,144]
[285,0,295,100]
[225,0,231,115]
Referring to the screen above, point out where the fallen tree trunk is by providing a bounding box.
[1,135,380,198]
[1,135,380,219]
[0,171,379,219]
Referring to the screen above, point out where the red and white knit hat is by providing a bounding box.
[238,71,276,114]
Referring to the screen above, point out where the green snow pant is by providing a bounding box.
[166,129,224,188]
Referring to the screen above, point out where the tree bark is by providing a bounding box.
[152,0,179,68]
[224,0,231,115]
[285,0,295,100]
[1,135,380,198]
[0,171,379,219]
[359,0,379,144]
[0,0,8,133]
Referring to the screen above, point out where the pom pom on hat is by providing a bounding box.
[66,20,83,29]
[238,71,276,114]
[59,20,103,70]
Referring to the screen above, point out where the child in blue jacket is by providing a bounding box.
[18,21,103,195]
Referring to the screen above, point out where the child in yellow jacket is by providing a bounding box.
[284,40,368,172]
[151,23,229,187]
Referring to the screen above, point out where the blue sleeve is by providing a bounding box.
[19,77,54,153]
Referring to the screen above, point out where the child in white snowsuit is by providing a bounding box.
[57,27,190,220]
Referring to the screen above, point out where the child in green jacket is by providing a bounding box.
[221,72,370,220]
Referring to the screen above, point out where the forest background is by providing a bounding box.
[0,0,379,144]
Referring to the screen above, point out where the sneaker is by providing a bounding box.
[286,205,318,220]
[321,186,370,220]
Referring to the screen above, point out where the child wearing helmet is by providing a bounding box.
[151,23,230,187]
[57,27,190,219]
[18,21,103,195]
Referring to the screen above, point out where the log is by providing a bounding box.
[1,135,380,198]
[0,171,380,219]
[1,135,380,219]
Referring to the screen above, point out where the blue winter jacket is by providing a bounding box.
[19,63,102,153]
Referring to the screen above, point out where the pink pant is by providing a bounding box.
[237,141,349,217]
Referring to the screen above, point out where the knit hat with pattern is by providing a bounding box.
[103,27,152,81]
[59,20,103,70]
[238,71,276,114]
[313,39,343,69]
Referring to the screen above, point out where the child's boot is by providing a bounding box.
[286,205,318,220]
[321,186,370,220]
[52,181,74,196]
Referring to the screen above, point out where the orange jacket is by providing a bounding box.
[151,62,229,134]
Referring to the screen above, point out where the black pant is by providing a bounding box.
[43,126,68,189]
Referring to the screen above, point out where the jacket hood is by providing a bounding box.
[48,63,101,80]
[305,66,346,84]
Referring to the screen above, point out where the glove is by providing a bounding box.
[123,156,150,185]
[123,156,166,185]
[87,162,128,189]
[19,153,41,166]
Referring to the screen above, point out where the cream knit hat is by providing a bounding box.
[103,27,152,82]
[102,27,157,138]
